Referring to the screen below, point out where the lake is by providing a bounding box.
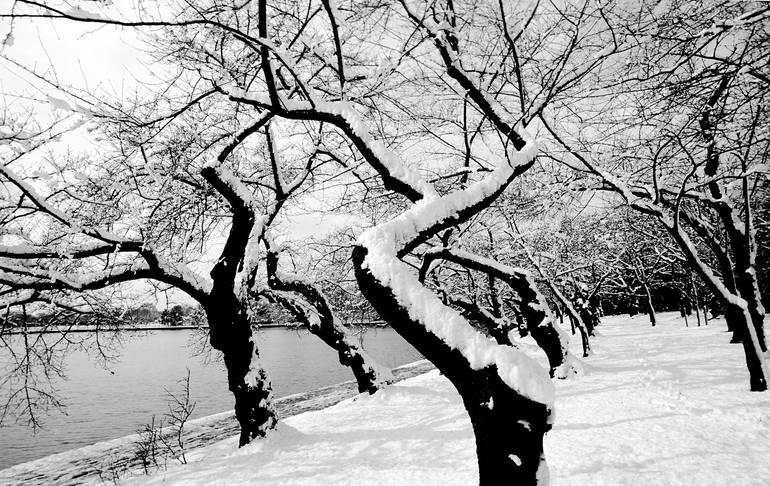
[0,326,422,470]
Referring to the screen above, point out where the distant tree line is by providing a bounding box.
[1,298,306,328]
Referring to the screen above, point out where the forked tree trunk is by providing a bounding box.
[265,251,392,394]
[207,304,277,446]
[546,282,591,357]
[354,246,551,485]
[521,250,591,354]
[200,161,279,445]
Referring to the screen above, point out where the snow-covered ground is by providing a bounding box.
[117,312,770,485]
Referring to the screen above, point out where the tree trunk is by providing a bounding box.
[725,306,743,343]
[690,273,702,327]
[681,303,689,327]
[642,283,656,327]
[667,227,767,391]
[265,251,391,393]
[726,302,768,392]
[354,246,551,485]
[734,269,767,352]
[553,303,565,326]
[208,305,277,446]
[510,305,528,337]
[578,304,596,337]
[546,283,591,357]
[717,251,741,342]
[698,94,767,371]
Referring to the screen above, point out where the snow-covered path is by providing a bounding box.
[546,313,770,485]
[121,312,770,485]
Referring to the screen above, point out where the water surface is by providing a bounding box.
[0,326,421,469]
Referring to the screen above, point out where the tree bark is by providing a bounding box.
[354,246,551,485]
[207,304,277,446]
[726,302,768,392]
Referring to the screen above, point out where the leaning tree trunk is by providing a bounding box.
[265,251,392,393]
[697,85,767,386]
[354,246,552,485]
[668,225,767,391]
[347,133,554,483]
[521,248,591,353]
[548,283,591,357]
[207,301,277,446]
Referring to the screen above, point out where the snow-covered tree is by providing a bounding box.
[0,89,391,444]
[536,0,769,391]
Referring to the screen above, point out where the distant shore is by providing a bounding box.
[2,321,388,335]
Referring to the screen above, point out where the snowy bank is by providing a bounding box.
[0,361,434,485]
[122,313,769,485]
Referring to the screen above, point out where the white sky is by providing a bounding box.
[0,2,155,107]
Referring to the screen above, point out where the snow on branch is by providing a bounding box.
[698,5,770,37]
[0,260,150,291]
[422,246,577,377]
[224,88,435,203]
[0,166,211,301]
[357,134,554,404]
[0,164,135,245]
[0,242,141,259]
[399,1,526,149]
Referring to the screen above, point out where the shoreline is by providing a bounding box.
[0,360,434,486]
[1,321,388,335]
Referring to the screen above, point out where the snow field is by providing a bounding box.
[124,312,770,485]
